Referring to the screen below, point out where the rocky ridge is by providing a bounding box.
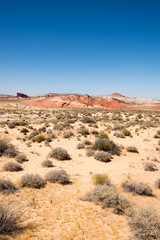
[0,92,159,108]
[23,92,160,108]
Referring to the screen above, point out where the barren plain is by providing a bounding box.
[0,99,160,240]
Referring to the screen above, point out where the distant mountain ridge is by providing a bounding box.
[0,92,159,108]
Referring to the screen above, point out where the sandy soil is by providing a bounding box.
[0,102,160,239]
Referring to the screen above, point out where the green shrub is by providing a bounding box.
[49,147,71,160]
[92,174,111,185]
[3,162,23,172]
[45,170,70,184]
[122,129,132,137]
[34,135,46,143]
[0,179,17,194]
[157,130,160,135]
[99,130,108,139]
[20,174,46,189]
[20,128,29,134]
[93,138,121,155]
[38,127,46,133]
[94,151,112,162]
[129,208,160,240]
[94,138,111,151]
[127,146,139,153]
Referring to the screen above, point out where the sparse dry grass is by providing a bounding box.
[92,173,111,185]
[0,105,160,239]
[129,208,160,240]
[0,201,24,235]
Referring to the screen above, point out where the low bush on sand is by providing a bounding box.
[77,143,85,149]
[127,146,139,153]
[144,162,158,171]
[63,131,74,138]
[77,127,89,136]
[129,208,160,240]
[114,132,125,138]
[15,154,28,163]
[82,117,95,124]
[122,129,132,137]
[93,138,121,155]
[41,159,53,168]
[94,151,112,162]
[45,170,70,184]
[122,181,153,196]
[0,179,17,194]
[49,147,71,160]
[86,150,95,157]
[88,183,131,215]
[0,139,17,157]
[34,135,46,143]
[20,174,46,189]
[3,162,23,172]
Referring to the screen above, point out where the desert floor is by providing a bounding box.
[0,100,160,240]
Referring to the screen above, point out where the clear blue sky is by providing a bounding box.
[0,0,160,99]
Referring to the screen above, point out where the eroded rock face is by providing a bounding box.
[100,93,160,105]
[24,93,129,108]
[17,93,29,98]
[1,92,160,108]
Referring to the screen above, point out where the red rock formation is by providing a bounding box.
[17,93,29,98]
[23,94,129,108]
[1,92,159,108]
